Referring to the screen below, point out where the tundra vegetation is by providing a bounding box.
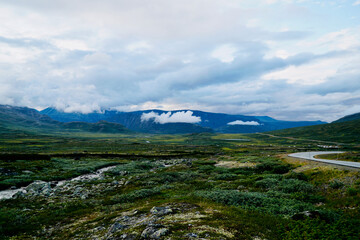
[0,130,359,240]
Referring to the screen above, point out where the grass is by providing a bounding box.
[1,131,360,239]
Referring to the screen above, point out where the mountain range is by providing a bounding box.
[40,107,326,134]
[0,105,130,134]
[2,105,360,137]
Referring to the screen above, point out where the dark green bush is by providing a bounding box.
[277,179,314,194]
[214,173,238,181]
[285,172,308,181]
[255,178,279,189]
[198,165,215,173]
[110,187,161,203]
[279,216,360,240]
[134,161,155,170]
[329,180,344,189]
[255,162,291,174]
[347,187,359,196]
[195,190,314,216]
[0,208,37,237]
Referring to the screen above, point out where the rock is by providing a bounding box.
[292,210,321,220]
[151,228,169,239]
[150,206,173,216]
[108,222,128,234]
[119,233,138,240]
[13,190,26,199]
[26,180,52,196]
[141,224,169,239]
[185,233,198,238]
[73,186,89,199]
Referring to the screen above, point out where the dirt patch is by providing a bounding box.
[215,161,257,168]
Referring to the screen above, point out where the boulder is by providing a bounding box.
[150,206,173,216]
[141,224,169,239]
[25,180,52,196]
[108,222,128,234]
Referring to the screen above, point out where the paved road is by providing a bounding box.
[288,151,360,169]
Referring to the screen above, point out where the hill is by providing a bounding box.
[333,112,360,123]
[0,105,131,134]
[41,108,325,134]
[269,119,360,144]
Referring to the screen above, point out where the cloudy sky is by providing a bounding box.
[0,0,359,122]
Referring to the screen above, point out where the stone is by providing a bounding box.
[185,233,198,238]
[141,225,169,239]
[119,233,138,240]
[13,190,26,199]
[151,228,169,239]
[108,222,128,234]
[25,180,52,196]
[150,206,173,216]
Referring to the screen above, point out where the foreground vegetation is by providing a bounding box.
[1,130,359,239]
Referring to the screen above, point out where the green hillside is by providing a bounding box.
[333,112,360,123]
[0,105,131,134]
[63,120,131,133]
[269,119,360,144]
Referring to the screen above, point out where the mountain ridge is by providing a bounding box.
[268,118,360,144]
[40,107,326,134]
[333,112,360,123]
[0,105,131,134]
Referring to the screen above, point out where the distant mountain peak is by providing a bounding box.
[39,107,326,134]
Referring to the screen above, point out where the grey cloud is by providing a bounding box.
[0,36,53,48]
[0,0,359,121]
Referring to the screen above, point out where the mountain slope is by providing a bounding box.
[333,112,360,123]
[41,108,325,134]
[268,119,360,144]
[0,105,131,134]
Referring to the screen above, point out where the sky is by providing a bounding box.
[0,0,359,122]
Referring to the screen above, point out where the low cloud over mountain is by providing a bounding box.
[141,111,201,124]
[227,120,261,126]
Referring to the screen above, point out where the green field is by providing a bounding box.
[1,129,360,240]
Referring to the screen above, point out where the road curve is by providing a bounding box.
[288,151,360,169]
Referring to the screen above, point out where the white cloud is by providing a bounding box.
[227,120,261,126]
[141,111,201,124]
[211,44,237,63]
[126,41,152,53]
[57,102,102,114]
[353,1,360,6]
[53,39,91,51]
[0,0,359,122]
[262,57,343,85]
[84,52,111,65]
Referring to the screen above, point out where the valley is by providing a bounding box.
[1,127,359,239]
[1,105,360,239]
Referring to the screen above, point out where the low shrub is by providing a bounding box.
[110,187,161,203]
[213,173,238,181]
[255,178,279,189]
[255,162,292,174]
[279,216,360,240]
[277,179,314,194]
[329,180,344,189]
[285,172,308,181]
[195,190,314,216]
